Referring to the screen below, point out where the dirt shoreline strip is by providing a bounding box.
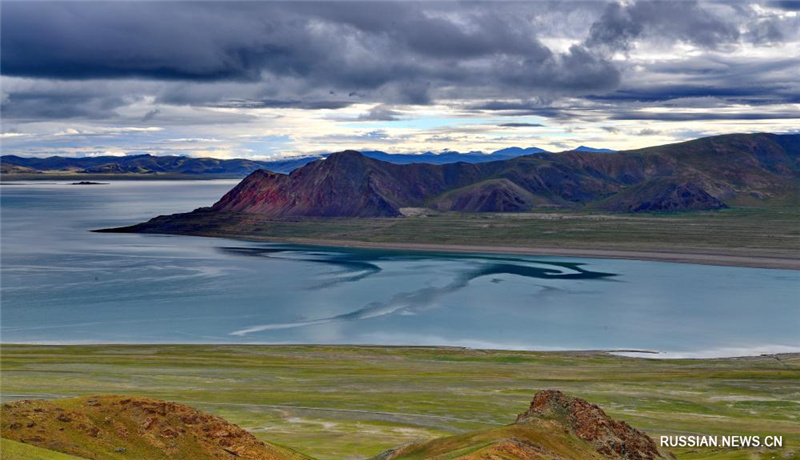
[188,232,800,270]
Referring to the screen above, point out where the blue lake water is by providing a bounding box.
[1,181,798,357]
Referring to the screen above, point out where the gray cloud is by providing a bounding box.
[0,79,129,121]
[498,123,545,128]
[1,1,620,109]
[359,105,401,122]
[612,110,800,121]
[142,109,160,122]
[638,128,662,135]
[586,0,740,53]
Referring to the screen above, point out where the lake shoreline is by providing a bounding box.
[137,229,800,270]
[1,343,798,360]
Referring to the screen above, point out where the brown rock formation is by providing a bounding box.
[1,396,308,460]
[516,390,664,460]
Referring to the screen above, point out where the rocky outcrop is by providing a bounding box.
[379,390,668,460]
[1,396,309,460]
[516,390,664,460]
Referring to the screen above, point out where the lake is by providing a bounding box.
[1,180,798,358]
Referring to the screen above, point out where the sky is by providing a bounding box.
[1,0,799,159]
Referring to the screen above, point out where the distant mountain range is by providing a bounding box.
[113,134,799,223]
[574,146,616,153]
[358,147,550,165]
[0,154,289,178]
[1,147,562,178]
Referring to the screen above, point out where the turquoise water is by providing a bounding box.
[1,181,798,357]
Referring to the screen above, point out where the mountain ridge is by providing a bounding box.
[574,145,616,153]
[204,133,799,217]
[0,147,549,178]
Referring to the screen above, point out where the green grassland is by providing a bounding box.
[2,345,799,459]
[1,439,87,460]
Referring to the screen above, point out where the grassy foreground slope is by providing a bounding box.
[1,346,798,459]
[1,439,87,460]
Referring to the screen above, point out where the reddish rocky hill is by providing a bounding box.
[211,150,492,217]
[209,133,799,217]
[515,390,664,460]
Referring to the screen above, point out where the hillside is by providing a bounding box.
[0,396,310,460]
[1,391,668,460]
[380,390,666,460]
[118,133,799,223]
[210,151,492,217]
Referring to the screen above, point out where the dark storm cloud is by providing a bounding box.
[1,94,123,121]
[589,55,800,107]
[0,1,620,105]
[2,2,274,81]
[0,81,129,121]
[587,85,790,103]
[769,1,800,11]
[586,0,740,52]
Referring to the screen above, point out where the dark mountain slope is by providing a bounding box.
[596,178,728,212]
[429,179,539,212]
[212,150,498,217]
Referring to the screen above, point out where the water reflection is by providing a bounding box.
[219,246,616,335]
